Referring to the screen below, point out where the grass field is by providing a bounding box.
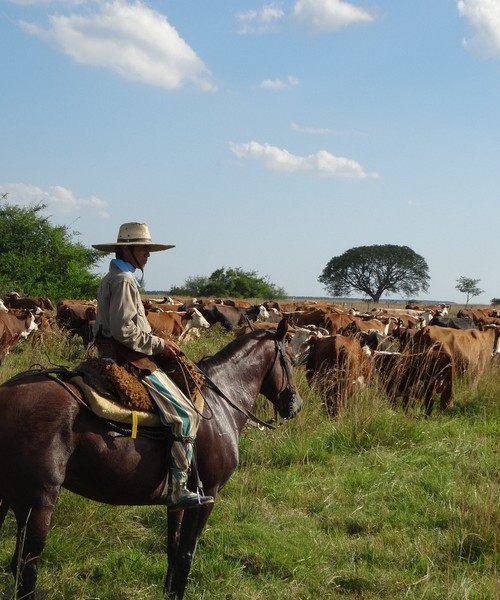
[0,316,499,599]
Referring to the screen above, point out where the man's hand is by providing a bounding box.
[160,339,181,358]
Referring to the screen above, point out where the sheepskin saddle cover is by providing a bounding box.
[72,359,163,429]
[78,359,155,410]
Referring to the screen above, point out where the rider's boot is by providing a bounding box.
[167,440,214,512]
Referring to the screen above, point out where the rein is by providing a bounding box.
[177,333,295,430]
[203,374,277,430]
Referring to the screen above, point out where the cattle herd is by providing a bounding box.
[1,292,499,418]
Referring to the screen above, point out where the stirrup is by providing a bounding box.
[167,490,214,512]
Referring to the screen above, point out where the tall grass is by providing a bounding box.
[1,325,499,599]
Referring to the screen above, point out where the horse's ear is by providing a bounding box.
[276,317,289,341]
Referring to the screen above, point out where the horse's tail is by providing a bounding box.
[0,498,9,529]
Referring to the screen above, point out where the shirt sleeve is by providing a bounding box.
[108,276,164,355]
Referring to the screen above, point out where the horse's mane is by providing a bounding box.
[197,329,272,373]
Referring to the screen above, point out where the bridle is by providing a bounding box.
[261,333,299,420]
[178,330,298,430]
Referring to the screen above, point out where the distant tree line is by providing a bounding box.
[170,267,286,300]
[2,196,494,305]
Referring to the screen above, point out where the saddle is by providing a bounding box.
[77,359,156,412]
[72,355,206,435]
[73,360,162,433]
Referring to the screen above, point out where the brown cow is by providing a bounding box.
[142,299,182,313]
[392,323,418,351]
[455,308,500,328]
[305,334,372,416]
[3,293,54,311]
[405,303,449,315]
[56,300,97,347]
[322,312,357,334]
[371,347,454,416]
[214,298,252,309]
[28,310,54,346]
[413,325,500,383]
[0,309,38,363]
[263,300,282,311]
[286,308,355,335]
[146,307,210,340]
[341,316,389,336]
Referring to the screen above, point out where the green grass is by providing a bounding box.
[1,325,499,599]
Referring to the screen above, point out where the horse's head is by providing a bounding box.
[261,318,303,419]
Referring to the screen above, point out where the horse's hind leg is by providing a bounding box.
[11,502,56,600]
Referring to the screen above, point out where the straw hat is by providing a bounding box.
[92,222,175,253]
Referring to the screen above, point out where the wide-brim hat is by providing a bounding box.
[92,222,175,253]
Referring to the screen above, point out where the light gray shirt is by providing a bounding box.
[94,262,164,355]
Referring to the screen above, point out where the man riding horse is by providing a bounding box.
[92,222,214,512]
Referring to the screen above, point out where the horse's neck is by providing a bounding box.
[204,359,262,404]
[202,336,269,410]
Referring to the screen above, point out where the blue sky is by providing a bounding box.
[1,0,499,304]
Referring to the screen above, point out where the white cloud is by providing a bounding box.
[458,0,500,58]
[229,141,379,179]
[19,1,216,91]
[236,2,285,34]
[1,183,111,218]
[294,0,376,33]
[259,75,299,89]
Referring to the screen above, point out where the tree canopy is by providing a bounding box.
[0,201,102,301]
[170,267,286,299]
[318,244,430,303]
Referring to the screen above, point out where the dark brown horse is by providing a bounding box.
[0,319,302,599]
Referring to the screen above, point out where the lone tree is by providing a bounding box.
[455,276,484,307]
[319,244,430,303]
[0,200,102,301]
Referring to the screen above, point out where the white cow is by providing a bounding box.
[20,314,39,339]
[178,307,210,341]
[256,305,270,322]
[291,326,328,365]
[265,307,283,323]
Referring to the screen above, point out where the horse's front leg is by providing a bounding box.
[164,508,183,595]
[11,501,56,600]
[164,503,215,599]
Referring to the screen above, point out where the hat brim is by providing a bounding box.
[92,243,175,253]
